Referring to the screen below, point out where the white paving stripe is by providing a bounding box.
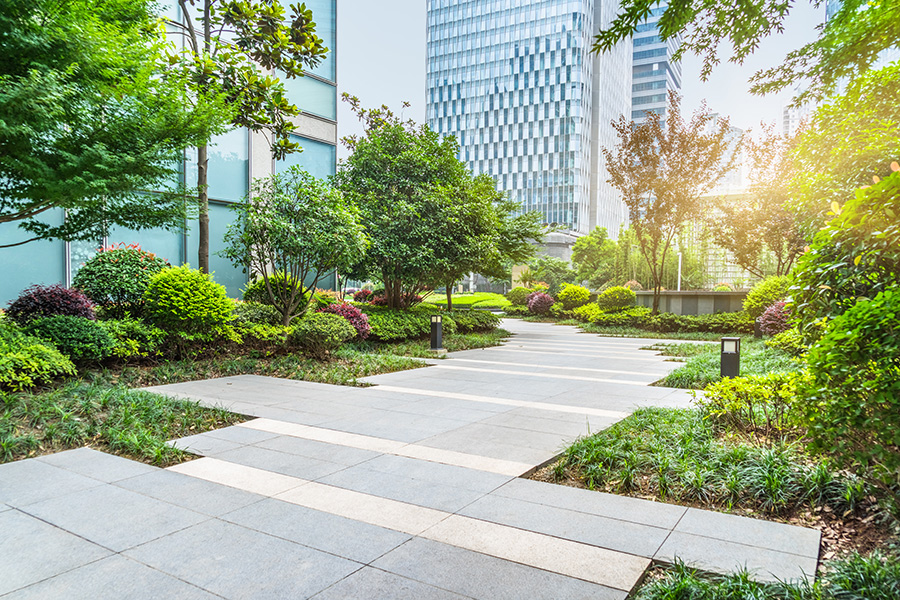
[238,418,533,476]
[373,385,630,419]
[446,358,666,377]
[430,364,651,386]
[481,346,667,361]
[167,457,646,591]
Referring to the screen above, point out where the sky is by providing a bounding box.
[335,1,825,159]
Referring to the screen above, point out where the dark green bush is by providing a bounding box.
[596,286,636,312]
[556,283,590,310]
[0,321,76,390]
[743,275,792,319]
[144,266,234,340]
[503,305,530,317]
[594,306,652,327]
[694,311,755,334]
[801,286,900,498]
[242,271,301,305]
[25,315,116,362]
[361,306,458,341]
[72,244,170,318]
[97,318,166,360]
[446,310,500,333]
[646,311,691,332]
[232,301,282,326]
[289,312,355,359]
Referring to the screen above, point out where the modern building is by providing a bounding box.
[426,0,632,237]
[630,1,682,123]
[0,0,338,304]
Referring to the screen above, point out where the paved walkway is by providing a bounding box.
[0,320,820,599]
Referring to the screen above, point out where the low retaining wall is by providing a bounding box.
[635,291,747,315]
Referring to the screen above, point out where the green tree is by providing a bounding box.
[170,0,328,273]
[571,227,617,288]
[604,93,736,312]
[0,0,222,247]
[529,255,575,296]
[336,98,470,309]
[591,0,900,102]
[222,168,367,326]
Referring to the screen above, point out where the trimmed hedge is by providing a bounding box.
[360,306,457,342]
[0,321,76,390]
[596,286,636,312]
[557,284,590,310]
[506,287,531,306]
[25,315,115,362]
[446,310,500,333]
[289,313,355,359]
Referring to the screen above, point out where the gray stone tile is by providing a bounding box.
[316,465,488,513]
[5,555,218,600]
[419,432,556,465]
[253,434,382,466]
[0,458,101,507]
[125,519,362,600]
[310,567,470,600]
[115,469,265,517]
[674,507,821,557]
[213,445,348,480]
[35,448,158,483]
[491,478,687,529]
[358,454,512,493]
[204,424,279,444]
[477,412,594,437]
[460,494,670,557]
[655,531,819,583]
[168,433,242,456]
[373,538,627,600]
[320,415,461,444]
[0,509,111,596]
[222,498,410,563]
[421,422,572,453]
[22,484,209,552]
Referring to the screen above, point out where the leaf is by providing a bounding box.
[854,255,861,266]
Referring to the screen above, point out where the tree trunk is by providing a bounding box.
[197,143,209,273]
[445,284,453,311]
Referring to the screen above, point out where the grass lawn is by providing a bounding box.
[0,329,511,466]
[422,291,512,310]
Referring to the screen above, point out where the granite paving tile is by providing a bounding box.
[114,469,265,517]
[0,458,103,507]
[310,567,471,600]
[35,448,158,483]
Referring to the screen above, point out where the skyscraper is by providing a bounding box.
[426,0,631,237]
[630,2,682,123]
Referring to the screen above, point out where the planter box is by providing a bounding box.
[635,291,747,315]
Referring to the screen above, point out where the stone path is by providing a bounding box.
[0,320,820,599]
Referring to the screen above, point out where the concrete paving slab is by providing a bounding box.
[20,484,209,553]
[4,554,218,600]
[252,433,383,466]
[213,445,348,480]
[168,457,307,497]
[124,518,361,600]
[373,537,628,600]
[222,497,411,564]
[35,448,157,483]
[0,458,102,507]
[356,454,513,493]
[310,567,470,600]
[0,509,111,596]
[115,469,265,517]
[202,424,280,445]
[168,432,243,456]
[674,507,822,557]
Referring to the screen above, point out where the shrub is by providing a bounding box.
[25,315,116,362]
[622,280,643,291]
[7,284,95,325]
[573,303,602,323]
[0,321,76,390]
[317,302,371,340]
[801,286,900,496]
[712,283,732,291]
[526,292,555,314]
[232,301,282,326]
[235,322,293,345]
[242,271,304,306]
[549,302,574,319]
[596,286,636,312]
[766,329,806,357]
[646,312,691,332]
[370,293,423,308]
[97,318,166,360]
[361,306,457,341]
[505,286,532,306]
[759,301,790,335]
[289,312,356,359]
[695,311,755,334]
[594,307,653,327]
[556,283,590,310]
[503,305,530,317]
[695,372,808,436]
[143,266,234,339]
[446,310,500,333]
[353,289,374,303]
[72,244,170,318]
[743,275,791,318]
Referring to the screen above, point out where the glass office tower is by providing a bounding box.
[630,2,681,123]
[426,0,631,235]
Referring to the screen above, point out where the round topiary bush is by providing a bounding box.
[231,301,283,326]
[72,244,170,318]
[505,286,532,306]
[353,289,374,303]
[0,321,77,390]
[317,302,371,340]
[143,266,234,338]
[7,284,95,325]
[290,312,356,359]
[623,280,643,291]
[759,301,790,336]
[25,315,116,362]
[242,271,305,306]
[526,292,555,315]
[743,276,791,318]
[557,283,590,310]
[596,286,637,312]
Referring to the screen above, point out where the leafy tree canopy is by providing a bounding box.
[592,0,899,102]
[0,0,223,247]
[571,227,617,288]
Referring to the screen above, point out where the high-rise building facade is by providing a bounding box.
[426,0,631,236]
[630,2,681,123]
[0,1,338,304]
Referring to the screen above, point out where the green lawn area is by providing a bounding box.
[422,291,512,310]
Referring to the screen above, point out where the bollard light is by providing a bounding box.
[430,314,443,350]
[720,337,741,378]
[753,317,762,338]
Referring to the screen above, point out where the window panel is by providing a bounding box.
[281,75,337,120]
[0,210,65,304]
[276,134,336,179]
[185,128,249,203]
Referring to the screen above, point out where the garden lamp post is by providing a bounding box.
[430,314,443,351]
[720,337,741,378]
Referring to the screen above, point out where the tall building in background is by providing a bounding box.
[426,0,631,238]
[0,1,338,303]
[630,2,682,123]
